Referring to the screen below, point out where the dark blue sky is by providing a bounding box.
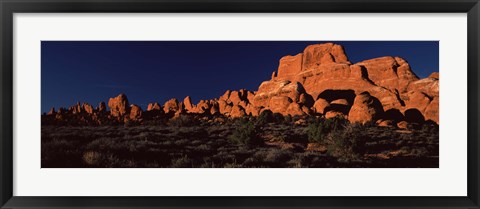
[41,41,438,113]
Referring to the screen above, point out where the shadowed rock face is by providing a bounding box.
[43,43,439,126]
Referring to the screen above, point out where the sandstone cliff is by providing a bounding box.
[43,43,439,127]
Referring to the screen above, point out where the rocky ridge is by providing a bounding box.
[43,43,439,128]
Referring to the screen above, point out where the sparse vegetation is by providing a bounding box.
[307,117,348,143]
[42,115,439,168]
[229,118,263,147]
[256,110,274,126]
[326,124,367,163]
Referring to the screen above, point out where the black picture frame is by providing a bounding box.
[1,0,479,208]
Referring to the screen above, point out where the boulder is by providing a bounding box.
[268,96,292,114]
[424,96,439,123]
[230,105,246,118]
[286,103,304,116]
[377,119,395,127]
[348,92,384,124]
[253,80,305,107]
[313,98,330,114]
[405,91,432,112]
[397,121,409,129]
[404,108,425,123]
[245,104,262,116]
[325,111,345,119]
[301,106,312,115]
[298,93,314,107]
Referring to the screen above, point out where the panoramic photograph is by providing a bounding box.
[41,41,439,168]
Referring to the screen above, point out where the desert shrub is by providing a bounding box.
[420,121,439,135]
[307,117,347,143]
[229,119,263,147]
[271,132,288,142]
[284,115,292,124]
[243,148,293,167]
[272,113,284,123]
[123,119,132,127]
[263,148,292,167]
[169,115,199,127]
[82,151,103,166]
[170,155,193,168]
[327,124,367,163]
[256,109,274,125]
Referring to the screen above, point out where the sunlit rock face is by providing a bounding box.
[44,43,438,125]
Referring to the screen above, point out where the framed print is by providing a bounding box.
[1,0,479,208]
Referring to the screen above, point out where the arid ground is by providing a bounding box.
[42,114,438,168]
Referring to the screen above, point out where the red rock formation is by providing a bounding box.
[397,121,409,129]
[183,96,194,112]
[129,104,143,120]
[230,105,246,118]
[210,103,220,115]
[191,100,210,114]
[277,53,303,81]
[245,104,262,116]
[147,102,161,111]
[313,98,330,114]
[348,92,384,124]
[219,90,231,102]
[429,72,439,79]
[377,119,395,127]
[97,102,106,112]
[424,97,439,123]
[405,91,431,112]
[331,99,349,106]
[268,96,292,114]
[218,100,230,114]
[298,93,314,107]
[355,56,418,93]
[108,94,129,117]
[325,111,345,119]
[286,102,304,116]
[228,90,243,105]
[82,103,94,114]
[47,108,55,115]
[44,42,439,126]
[70,102,82,114]
[253,80,305,109]
[163,98,180,114]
